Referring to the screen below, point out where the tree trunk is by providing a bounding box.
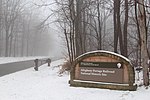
[114,0,124,55]
[123,0,128,57]
[114,0,119,53]
[5,30,9,57]
[138,0,149,86]
[97,0,102,50]
[116,0,124,55]
[64,29,72,63]
[13,35,17,57]
[75,0,83,57]
[0,0,2,56]
[9,35,13,56]
[135,0,142,66]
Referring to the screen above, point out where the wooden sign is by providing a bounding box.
[69,50,137,91]
[79,61,123,83]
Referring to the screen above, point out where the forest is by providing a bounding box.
[53,0,150,86]
[0,0,150,85]
[53,0,149,64]
[0,0,52,57]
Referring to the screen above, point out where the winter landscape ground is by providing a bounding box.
[0,58,150,100]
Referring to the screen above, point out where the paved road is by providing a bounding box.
[0,60,35,77]
[0,57,61,77]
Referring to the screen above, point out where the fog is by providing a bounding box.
[0,0,64,58]
[31,0,64,58]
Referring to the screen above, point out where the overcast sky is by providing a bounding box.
[30,0,64,58]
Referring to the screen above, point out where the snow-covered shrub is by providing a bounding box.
[58,60,71,76]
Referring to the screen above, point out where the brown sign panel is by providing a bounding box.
[70,51,137,91]
[78,61,124,83]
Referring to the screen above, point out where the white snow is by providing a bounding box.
[75,50,131,63]
[0,58,150,100]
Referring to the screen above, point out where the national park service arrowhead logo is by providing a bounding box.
[117,63,121,68]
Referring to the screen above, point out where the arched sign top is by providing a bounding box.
[76,50,130,63]
[75,50,131,64]
[70,50,137,91]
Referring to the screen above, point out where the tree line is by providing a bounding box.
[0,0,51,57]
[52,0,150,86]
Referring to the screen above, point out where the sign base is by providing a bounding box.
[69,80,137,91]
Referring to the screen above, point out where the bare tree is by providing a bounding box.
[0,0,3,56]
[3,0,22,57]
[123,0,128,57]
[0,0,52,57]
[138,0,149,86]
[113,0,124,55]
[54,0,113,62]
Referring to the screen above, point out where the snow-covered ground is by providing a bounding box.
[0,59,150,100]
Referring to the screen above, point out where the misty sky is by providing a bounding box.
[31,0,64,58]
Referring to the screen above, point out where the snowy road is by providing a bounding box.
[0,60,35,76]
[0,57,55,77]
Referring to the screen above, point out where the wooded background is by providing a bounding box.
[0,0,52,57]
[53,0,150,65]
[53,0,150,86]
